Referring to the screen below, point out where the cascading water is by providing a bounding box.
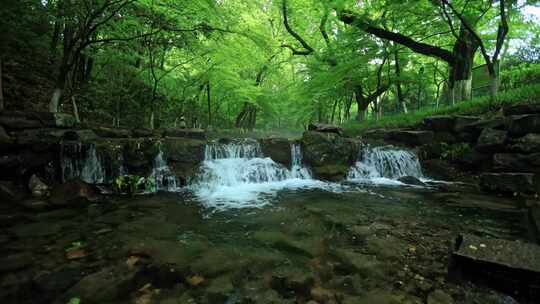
[151,150,179,192]
[348,145,424,184]
[190,139,320,209]
[61,143,107,184]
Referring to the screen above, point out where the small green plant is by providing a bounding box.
[440,143,472,161]
[113,175,156,195]
[66,241,85,252]
[67,297,81,304]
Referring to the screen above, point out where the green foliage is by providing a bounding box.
[67,298,81,304]
[113,175,155,195]
[344,83,540,136]
[500,63,540,90]
[440,143,472,161]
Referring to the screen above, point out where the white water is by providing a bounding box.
[347,145,424,185]
[190,140,328,210]
[151,150,179,192]
[61,143,107,184]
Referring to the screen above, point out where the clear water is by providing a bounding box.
[61,143,108,184]
[151,150,179,192]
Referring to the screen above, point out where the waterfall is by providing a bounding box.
[61,143,107,184]
[151,150,179,192]
[291,143,311,179]
[190,139,318,209]
[348,145,423,183]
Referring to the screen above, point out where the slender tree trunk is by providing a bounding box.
[0,56,4,111]
[330,99,338,123]
[206,81,211,128]
[354,85,367,121]
[394,48,407,114]
[71,95,80,123]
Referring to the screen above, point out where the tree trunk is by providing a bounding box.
[71,95,80,123]
[354,85,367,121]
[206,81,212,128]
[394,49,407,114]
[0,56,4,111]
[448,27,478,102]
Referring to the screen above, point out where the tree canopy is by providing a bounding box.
[1,0,539,129]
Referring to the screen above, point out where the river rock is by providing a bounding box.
[422,116,455,132]
[386,130,434,146]
[163,128,206,139]
[59,265,144,303]
[28,175,49,198]
[427,290,454,304]
[480,173,540,194]
[49,179,99,207]
[475,128,507,153]
[260,138,291,167]
[162,138,205,184]
[301,131,358,181]
[123,139,160,176]
[0,125,12,143]
[398,176,425,186]
[510,133,540,154]
[421,159,456,181]
[504,103,540,116]
[506,114,540,137]
[453,116,480,132]
[308,123,343,136]
[93,126,131,138]
[493,153,540,173]
[0,180,25,202]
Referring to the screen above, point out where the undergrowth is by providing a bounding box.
[343,83,540,137]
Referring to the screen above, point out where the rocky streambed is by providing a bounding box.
[0,185,531,304]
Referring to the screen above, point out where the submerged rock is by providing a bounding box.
[480,173,540,194]
[49,179,99,207]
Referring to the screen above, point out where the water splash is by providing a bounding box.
[348,145,423,184]
[151,150,179,192]
[190,139,325,210]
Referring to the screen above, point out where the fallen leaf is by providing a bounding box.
[126,256,140,269]
[186,275,205,286]
[66,249,87,260]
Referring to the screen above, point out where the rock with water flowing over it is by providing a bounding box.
[448,234,540,300]
[348,146,424,181]
[398,176,425,186]
[301,131,358,181]
[480,173,540,194]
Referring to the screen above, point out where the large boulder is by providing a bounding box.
[259,138,292,168]
[506,114,540,137]
[493,153,540,173]
[386,130,434,146]
[453,150,493,171]
[459,118,506,139]
[307,123,343,136]
[28,174,49,198]
[163,128,206,140]
[49,179,100,207]
[480,173,540,194]
[123,139,160,176]
[301,131,358,181]
[453,116,480,132]
[476,128,507,153]
[510,133,540,154]
[162,138,206,184]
